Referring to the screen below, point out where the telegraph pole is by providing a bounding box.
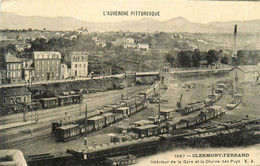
[84,102,88,146]
[235,71,238,94]
[158,98,161,128]
[79,101,82,115]
[211,84,214,106]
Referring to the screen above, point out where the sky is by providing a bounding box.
[1,0,260,23]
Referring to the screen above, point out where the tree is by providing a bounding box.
[30,38,48,51]
[206,49,219,69]
[165,53,175,67]
[191,49,201,67]
[221,56,229,64]
[177,51,192,67]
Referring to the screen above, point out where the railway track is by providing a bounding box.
[0,86,149,149]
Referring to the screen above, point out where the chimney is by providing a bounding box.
[233,25,237,57]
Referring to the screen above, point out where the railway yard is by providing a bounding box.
[1,75,260,165]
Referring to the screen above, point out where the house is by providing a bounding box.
[124,43,136,49]
[0,87,32,113]
[137,43,149,51]
[33,51,61,82]
[70,35,77,40]
[22,59,35,83]
[77,27,88,35]
[0,69,6,85]
[60,63,68,79]
[200,60,209,68]
[112,38,135,47]
[70,52,88,77]
[229,65,260,83]
[4,53,24,84]
[15,43,32,52]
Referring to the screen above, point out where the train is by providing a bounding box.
[177,89,223,116]
[52,82,161,141]
[111,105,224,142]
[26,118,260,166]
[0,92,83,115]
[122,105,225,139]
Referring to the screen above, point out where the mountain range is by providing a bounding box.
[1,12,260,33]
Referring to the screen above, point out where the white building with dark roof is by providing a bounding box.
[33,51,61,82]
[70,52,88,77]
[4,53,23,84]
[229,65,260,83]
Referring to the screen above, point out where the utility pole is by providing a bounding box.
[158,98,161,128]
[79,99,82,115]
[211,84,214,106]
[235,71,238,94]
[84,102,88,146]
[30,110,33,136]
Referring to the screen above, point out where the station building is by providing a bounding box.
[229,65,260,83]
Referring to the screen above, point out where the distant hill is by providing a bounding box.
[1,12,260,33]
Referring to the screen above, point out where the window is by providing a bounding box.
[48,67,50,71]
[37,74,40,78]
[7,64,10,70]
[42,73,45,78]
[84,64,86,68]
[3,98,6,104]
[17,71,21,77]
[75,64,77,68]
[24,97,27,102]
[7,72,10,78]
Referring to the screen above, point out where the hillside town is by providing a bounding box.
[1,23,260,166]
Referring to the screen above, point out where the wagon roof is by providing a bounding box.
[40,97,58,100]
[117,107,130,110]
[134,124,158,130]
[160,109,174,113]
[58,95,80,98]
[207,105,222,109]
[102,112,114,117]
[133,120,152,124]
[88,116,104,120]
[57,124,79,130]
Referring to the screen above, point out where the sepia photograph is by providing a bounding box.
[0,0,260,165]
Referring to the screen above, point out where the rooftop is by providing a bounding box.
[230,65,260,73]
[4,53,22,63]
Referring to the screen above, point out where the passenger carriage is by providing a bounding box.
[132,124,159,138]
[39,97,59,109]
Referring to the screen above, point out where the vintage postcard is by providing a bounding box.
[0,0,260,165]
